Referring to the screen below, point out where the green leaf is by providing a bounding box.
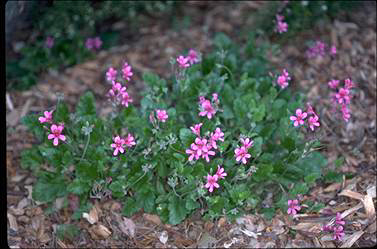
[185,196,200,211]
[252,103,265,122]
[304,172,321,185]
[76,161,98,180]
[252,164,273,182]
[109,181,124,198]
[57,224,80,241]
[20,147,43,172]
[290,182,309,197]
[143,72,166,88]
[33,173,67,203]
[137,190,156,213]
[21,114,45,141]
[179,128,195,148]
[251,137,263,157]
[262,207,275,220]
[67,179,90,195]
[76,91,96,116]
[123,197,141,217]
[334,157,344,169]
[213,32,232,49]
[168,195,188,225]
[281,136,295,152]
[55,102,69,123]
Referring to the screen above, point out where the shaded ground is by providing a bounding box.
[7,1,376,248]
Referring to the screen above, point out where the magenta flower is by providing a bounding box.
[216,165,227,179]
[186,143,199,161]
[234,146,251,164]
[93,37,102,49]
[190,123,203,137]
[176,55,190,69]
[122,62,133,81]
[156,109,168,122]
[193,137,209,156]
[308,115,320,131]
[344,78,355,89]
[335,212,345,226]
[106,67,117,82]
[201,148,216,162]
[86,38,94,50]
[333,225,345,241]
[307,41,326,58]
[335,88,351,104]
[45,36,54,49]
[306,102,318,117]
[124,133,136,148]
[277,69,290,89]
[287,199,301,215]
[328,79,340,89]
[322,225,333,232]
[290,109,307,127]
[120,92,133,107]
[240,138,253,149]
[330,45,337,55]
[341,105,351,122]
[199,96,206,104]
[199,100,216,119]
[48,124,66,146]
[108,81,126,97]
[205,174,219,192]
[111,136,125,156]
[187,49,200,65]
[214,128,224,142]
[276,15,288,33]
[39,110,54,123]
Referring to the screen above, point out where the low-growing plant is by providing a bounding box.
[22,33,329,225]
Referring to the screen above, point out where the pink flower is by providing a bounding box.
[199,100,216,119]
[205,174,219,192]
[190,123,203,137]
[156,109,168,122]
[276,15,288,33]
[187,49,200,65]
[335,212,345,226]
[333,225,345,241]
[124,133,136,148]
[308,115,320,131]
[176,55,190,68]
[344,78,355,89]
[193,137,208,156]
[306,102,318,116]
[106,67,117,82]
[93,37,102,49]
[199,96,206,104]
[240,138,253,149]
[234,146,251,164]
[120,92,133,107]
[290,109,307,127]
[212,93,219,104]
[277,69,290,89]
[186,143,199,161]
[328,79,340,89]
[201,148,216,162]
[108,81,126,97]
[45,36,54,48]
[322,225,333,232]
[216,165,227,179]
[341,105,351,122]
[209,128,224,149]
[335,88,350,104]
[111,136,125,156]
[86,38,94,50]
[307,41,326,58]
[39,110,54,123]
[287,199,301,215]
[48,124,66,146]
[122,62,133,81]
[330,45,337,55]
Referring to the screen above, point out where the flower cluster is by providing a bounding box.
[306,40,337,58]
[186,127,224,163]
[322,212,346,241]
[287,199,301,215]
[176,49,200,69]
[275,15,288,34]
[45,36,55,49]
[156,109,169,123]
[48,124,66,146]
[234,137,253,164]
[110,134,136,156]
[86,37,102,51]
[204,165,227,192]
[39,110,54,123]
[198,93,220,120]
[290,104,320,131]
[277,69,291,89]
[106,62,134,108]
[329,78,355,122]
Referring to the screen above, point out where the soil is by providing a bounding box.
[6,1,376,248]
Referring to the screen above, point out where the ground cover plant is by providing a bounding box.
[21,32,332,226]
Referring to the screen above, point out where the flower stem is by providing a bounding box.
[80,133,91,161]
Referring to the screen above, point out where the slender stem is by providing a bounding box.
[172,186,182,198]
[170,145,185,154]
[218,64,235,85]
[80,133,91,161]
[125,171,147,190]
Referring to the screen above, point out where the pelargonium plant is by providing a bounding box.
[21,33,329,226]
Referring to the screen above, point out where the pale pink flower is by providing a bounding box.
[120,92,133,107]
[344,78,355,89]
[176,55,190,68]
[341,105,351,122]
[335,212,345,226]
[48,124,66,146]
[328,79,340,89]
[156,109,168,122]
[276,15,288,33]
[86,38,94,50]
[186,143,199,161]
[199,100,216,119]
[333,225,345,241]
[205,174,219,192]
[187,49,200,65]
[216,165,227,179]
[111,136,125,156]
[335,88,350,104]
[193,137,208,156]
[209,128,224,149]
[308,115,320,131]
[190,123,203,137]
[330,45,337,55]
[106,67,117,82]
[124,133,136,148]
[290,109,307,127]
[199,96,206,104]
[45,36,54,48]
[234,146,251,164]
[277,69,290,89]
[108,81,126,97]
[307,41,326,58]
[287,199,301,215]
[201,148,216,162]
[212,93,219,104]
[306,102,318,116]
[240,138,253,149]
[39,110,54,123]
[122,62,133,81]
[93,37,102,49]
